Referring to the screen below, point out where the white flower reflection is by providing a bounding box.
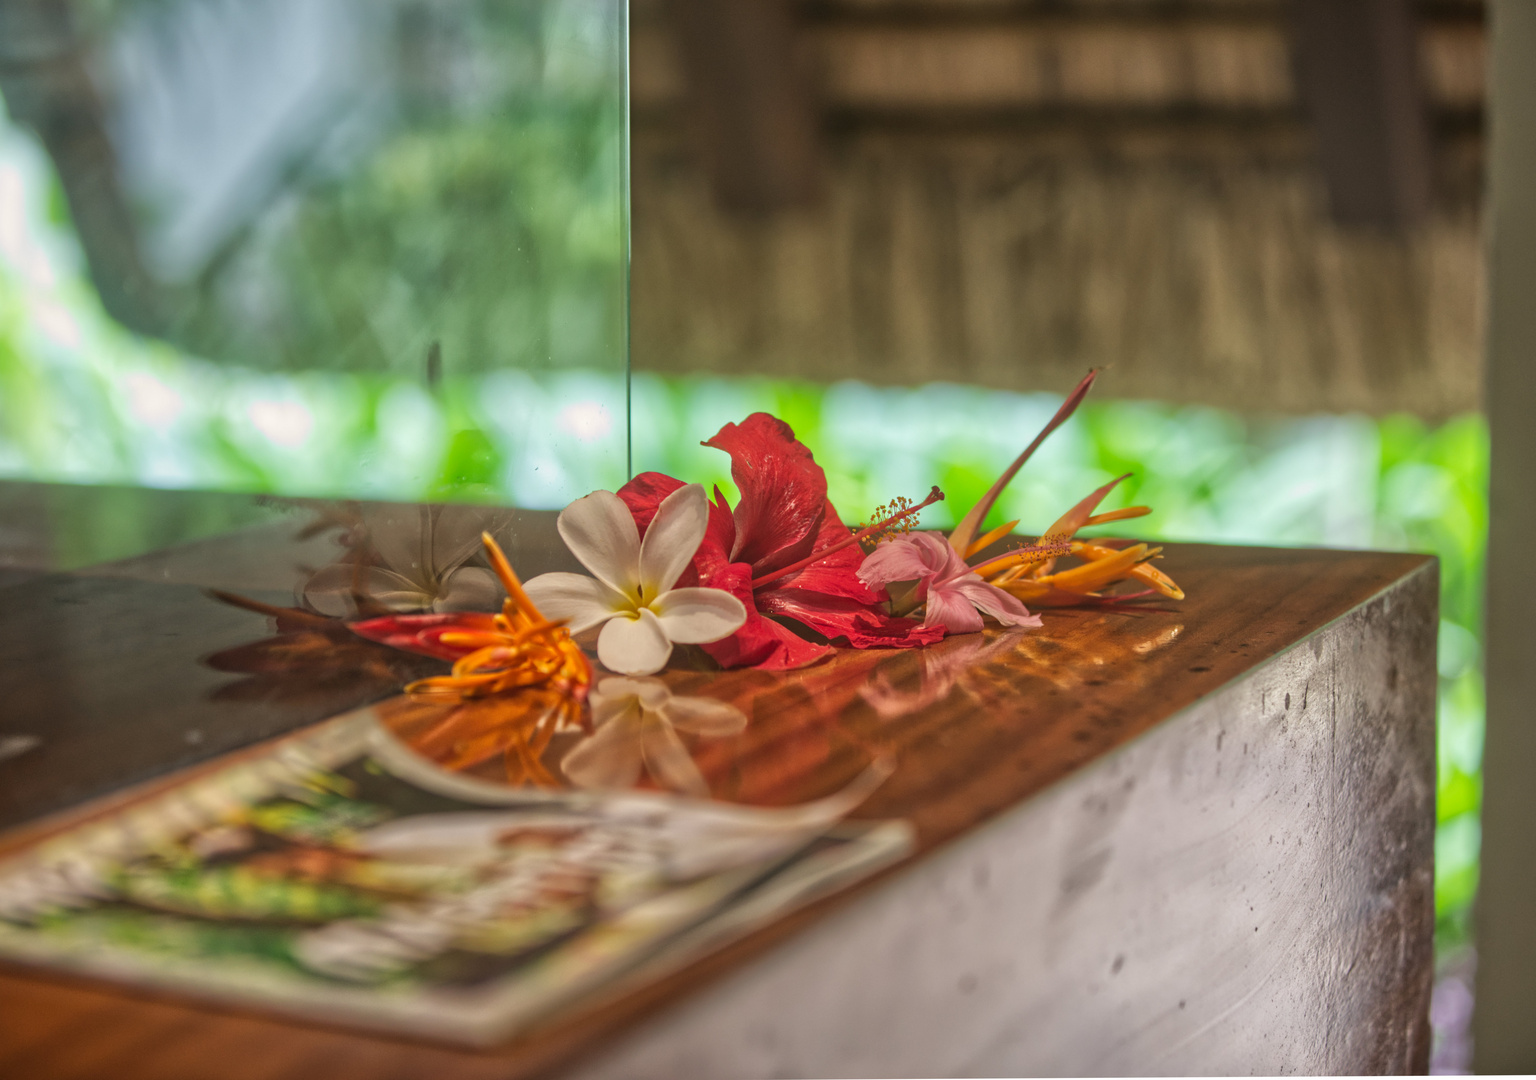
[304,503,512,616]
[562,677,747,798]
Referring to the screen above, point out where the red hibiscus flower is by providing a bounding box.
[619,413,944,670]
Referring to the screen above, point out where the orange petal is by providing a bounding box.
[1042,543,1150,592]
[1082,506,1151,527]
[1041,474,1133,540]
[949,369,1099,555]
[964,519,1020,559]
[1074,541,1185,600]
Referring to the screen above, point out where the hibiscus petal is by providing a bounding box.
[522,572,627,634]
[674,486,739,590]
[760,588,947,649]
[617,472,687,535]
[923,587,984,634]
[952,577,1043,628]
[779,563,884,604]
[688,561,830,670]
[597,608,674,675]
[651,586,747,644]
[638,483,710,598]
[561,710,645,789]
[701,610,834,671]
[663,695,749,737]
[641,721,710,797]
[557,490,642,599]
[703,413,826,577]
[770,499,882,603]
[857,531,955,589]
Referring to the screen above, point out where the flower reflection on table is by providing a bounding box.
[561,677,748,797]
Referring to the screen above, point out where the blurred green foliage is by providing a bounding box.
[158,2,626,380]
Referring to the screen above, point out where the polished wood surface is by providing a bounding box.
[559,556,1437,1076]
[0,481,1434,1077]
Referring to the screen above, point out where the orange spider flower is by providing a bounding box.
[397,533,593,703]
[947,369,1184,609]
[353,534,593,783]
[967,475,1184,607]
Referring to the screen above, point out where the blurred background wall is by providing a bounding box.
[629,0,1485,418]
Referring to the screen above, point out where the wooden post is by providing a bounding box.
[659,0,822,214]
[1289,0,1434,231]
[1474,2,1536,1072]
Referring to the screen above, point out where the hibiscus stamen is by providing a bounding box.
[750,486,946,590]
[862,495,924,543]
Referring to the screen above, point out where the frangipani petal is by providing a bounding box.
[306,565,428,615]
[427,504,515,574]
[557,490,642,599]
[594,675,671,711]
[523,572,628,634]
[597,608,674,675]
[561,710,645,789]
[638,483,710,598]
[432,566,503,612]
[663,695,749,737]
[641,721,710,797]
[356,505,432,583]
[651,586,748,644]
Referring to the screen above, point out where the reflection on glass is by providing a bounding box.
[0,0,627,504]
[300,502,515,616]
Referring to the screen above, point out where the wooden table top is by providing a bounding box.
[0,482,1435,1080]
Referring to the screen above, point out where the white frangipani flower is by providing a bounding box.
[523,484,747,675]
[561,677,748,796]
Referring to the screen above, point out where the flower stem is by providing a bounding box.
[750,486,945,590]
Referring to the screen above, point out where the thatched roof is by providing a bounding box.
[631,0,1486,417]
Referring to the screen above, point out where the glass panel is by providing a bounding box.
[0,0,629,507]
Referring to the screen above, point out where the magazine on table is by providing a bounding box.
[0,706,911,1046]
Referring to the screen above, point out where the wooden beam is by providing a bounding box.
[660,0,823,214]
[1289,0,1435,230]
[631,18,1484,122]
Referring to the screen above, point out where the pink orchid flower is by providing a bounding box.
[857,531,1042,636]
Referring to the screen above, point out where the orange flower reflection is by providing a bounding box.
[379,534,592,785]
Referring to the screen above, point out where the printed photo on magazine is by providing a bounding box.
[0,707,912,1046]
